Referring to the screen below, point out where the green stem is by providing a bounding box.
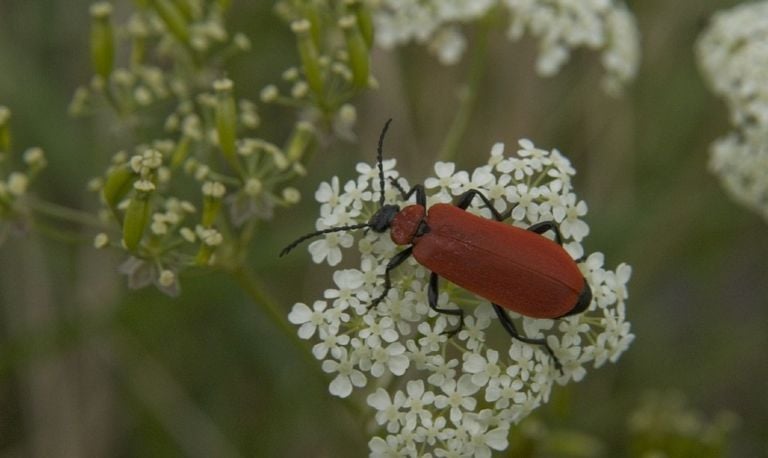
[27,197,110,230]
[437,20,491,163]
[230,264,298,345]
[228,264,366,420]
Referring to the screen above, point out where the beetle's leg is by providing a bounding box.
[389,177,426,207]
[527,221,564,246]
[492,303,563,373]
[527,221,588,262]
[428,272,465,337]
[370,246,414,309]
[455,189,513,222]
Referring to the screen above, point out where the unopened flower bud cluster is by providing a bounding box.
[697,2,768,222]
[72,1,251,117]
[0,107,47,244]
[373,0,640,95]
[77,1,346,295]
[289,140,633,456]
[267,1,375,138]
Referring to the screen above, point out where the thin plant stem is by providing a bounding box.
[438,20,491,163]
[228,264,366,421]
[27,197,109,230]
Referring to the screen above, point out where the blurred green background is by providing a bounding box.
[1,0,766,456]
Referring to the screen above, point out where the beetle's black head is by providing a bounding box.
[280,119,396,257]
[368,204,400,233]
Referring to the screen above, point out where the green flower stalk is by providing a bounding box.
[346,0,374,48]
[151,0,191,45]
[285,121,315,163]
[213,78,242,174]
[122,190,152,251]
[0,106,10,155]
[201,181,225,227]
[90,2,115,79]
[292,19,324,99]
[339,15,370,88]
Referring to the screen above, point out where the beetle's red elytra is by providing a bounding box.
[401,203,590,319]
[281,119,592,371]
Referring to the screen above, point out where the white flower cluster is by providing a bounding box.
[373,0,640,94]
[697,2,768,222]
[288,140,633,456]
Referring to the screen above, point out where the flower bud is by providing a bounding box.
[152,0,190,45]
[346,0,374,48]
[90,2,115,79]
[94,232,110,249]
[128,16,149,66]
[201,181,225,227]
[170,135,191,169]
[102,166,137,217]
[285,121,315,163]
[122,192,151,251]
[213,78,242,174]
[340,15,370,88]
[292,19,324,97]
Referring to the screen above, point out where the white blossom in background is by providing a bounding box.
[372,0,641,94]
[288,140,634,456]
[697,1,768,128]
[709,129,768,222]
[697,2,768,222]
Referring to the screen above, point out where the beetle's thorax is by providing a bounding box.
[390,204,427,245]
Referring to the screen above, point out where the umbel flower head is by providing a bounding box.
[697,2,768,222]
[373,0,641,95]
[287,133,633,456]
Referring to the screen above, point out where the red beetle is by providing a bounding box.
[282,120,592,370]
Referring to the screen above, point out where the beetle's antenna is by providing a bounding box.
[280,223,371,257]
[377,119,393,207]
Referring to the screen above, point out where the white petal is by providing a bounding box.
[388,354,410,375]
[297,322,316,340]
[434,161,455,177]
[367,388,392,410]
[287,303,312,324]
[329,374,353,398]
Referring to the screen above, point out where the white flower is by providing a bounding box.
[359,314,399,347]
[324,269,365,310]
[368,388,407,433]
[372,0,639,93]
[312,327,349,360]
[698,3,768,221]
[708,131,768,222]
[288,140,633,455]
[485,375,526,409]
[288,300,327,340]
[558,194,590,241]
[368,434,404,458]
[322,348,367,398]
[424,161,466,198]
[308,230,354,266]
[698,2,768,128]
[401,380,436,425]
[316,176,342,211]
[426,355,459,386]
[463,349,503,388]
[370,342,410,377]
[462,418,509,458]
[434,375,481,423]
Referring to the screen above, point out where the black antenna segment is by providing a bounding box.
[377,119,393,206]
[279,223,370,257]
